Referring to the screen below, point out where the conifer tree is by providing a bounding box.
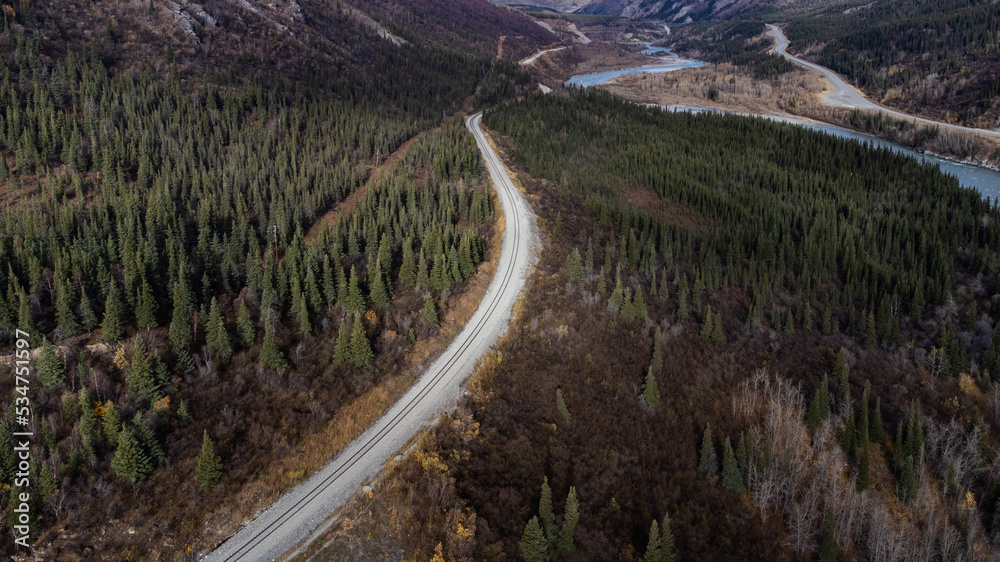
[856,383,871,491]
[128,336,159,404]
[37,338,65,392]
[197,429,223,492]
[651,333,663,374]
[78,286,99,331]
[864,310,877,348]
[259,322,288,370]
[566,248,585,284]
[842,413,857,459]
[805,374,830,431]
[416,250,430,290]
[39,463,56,507]
[349,315,373,368]
[659,266,670,299]
[871,396,886,443]
[79,387,97,445]
[643,367,660,408]
[553,212,563,239]
[322,255,337,309]
[333,317,351,366]
[168,282,192,351]
[556,389,571,422]
[660,512,676,562]
[236,300,255,346]
[422,295,438,328]
[710,313,725,346]
[206,297,232,359]
[557,486,578,552]
[101,400,122,444]
[292,286,311,335]
[520,516,549,562]
[699,423,717,476]
[633,286,648,319]
[135,277,158,330]
[721,437,745,494]
[132,413,165,467]
[345,266,366,315]
[700,305,714,337]
[644,520,662,562]
[369,261,390,309]
[597,270,607,296]
[539,477,557,544]
[400,238,417,288]
[54,273,80,337]
[110,429,152,487]
[102,281,125,342]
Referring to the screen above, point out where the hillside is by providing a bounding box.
[782,0,1000,128]
[307,87,1000,561]
[0,0,553,557]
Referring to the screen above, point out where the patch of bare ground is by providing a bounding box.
[622,187,714,233]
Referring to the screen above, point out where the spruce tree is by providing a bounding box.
[804,374,830,431]
[135,277,158,329]
[698,423,717,476]
[259,322,288,369]
[700,305,714,337]
[236,300,255,346]
[110,429,152,488]
[556,389,571,422]
[128,336,159,404]
[415,251,430,290]
[642,367,660,408]
[349,315,373,368]
[79,387,97,445]
[557,486,578,552]
[721,437,745,494]
[78,286,99,331]
[710,313,725,346]
[168,282,192,351]
[644,520,662,562]
[196,429,223,492]
[54,273,80,337]
[608,268,625,314]
[102,281,124,342]
[566,248,585,284]
[661,512,676,562]
[37,338,65,392]
[132,413,165,467]
[871,396,886,443]
[519,516,549,562]
[206,297,232,359]
[369,261,390,309]
[633,286,648,319]
[400,238,417,288]
[103,401,121,446]
[345,266,366,315]
[333,317,351,366]
[539,477,557,544]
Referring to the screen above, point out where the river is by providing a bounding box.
[565,49,1000,201]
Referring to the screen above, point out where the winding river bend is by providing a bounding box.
[565,50,1000,201]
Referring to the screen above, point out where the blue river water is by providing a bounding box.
[566,43,705,88]
[563,46,1000,201]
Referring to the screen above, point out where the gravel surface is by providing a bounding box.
[204,113,537,561]
[767,24,1000,139]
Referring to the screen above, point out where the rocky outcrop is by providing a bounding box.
[162,0,217,49]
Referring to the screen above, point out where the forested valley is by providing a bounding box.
[781,0,1000,127]
[0,0,552,556]
[342,87,1000,561]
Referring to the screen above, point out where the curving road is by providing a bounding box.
[521,46,568,66]
[766,24,1000,140]
[205,112,537,561]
